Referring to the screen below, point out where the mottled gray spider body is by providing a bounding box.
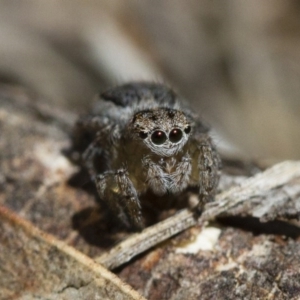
[75,82,221,230]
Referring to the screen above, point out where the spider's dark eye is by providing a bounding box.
[151,130,167,145]
[139,131,148,139]
[184,126,191,134]
[169,128,183,143]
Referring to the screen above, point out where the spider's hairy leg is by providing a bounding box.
[170,153,192,193]
[95,169,144,230]
[196,138,221,209]
[76,115,115,179]
[82,134,102,180]
[142,156,169,196]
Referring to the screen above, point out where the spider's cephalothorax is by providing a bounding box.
[74,82,221,230]
[130,108,191,157]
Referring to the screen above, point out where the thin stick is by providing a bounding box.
[96,209,197,269]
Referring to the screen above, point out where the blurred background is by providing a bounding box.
[1,0,300,161]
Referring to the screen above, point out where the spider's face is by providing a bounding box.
[131,108,192,157]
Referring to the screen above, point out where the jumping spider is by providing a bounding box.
[74,82,221,230]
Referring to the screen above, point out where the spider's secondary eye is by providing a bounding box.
[139,131,148,139]
[184,126,191,134]
[169,128,183,143]
[151,131,167,145]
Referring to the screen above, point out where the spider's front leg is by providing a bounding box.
[74,115,112,179]
[142,156,169,196]
[95,168,144,230]
[81,134,103,180]
[196,136,221,210]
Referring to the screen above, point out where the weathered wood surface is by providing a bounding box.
[1,85,300,299]
[0,206,145,300]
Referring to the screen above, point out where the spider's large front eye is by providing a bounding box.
[151,130,167,145]
[169,128,183,143]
